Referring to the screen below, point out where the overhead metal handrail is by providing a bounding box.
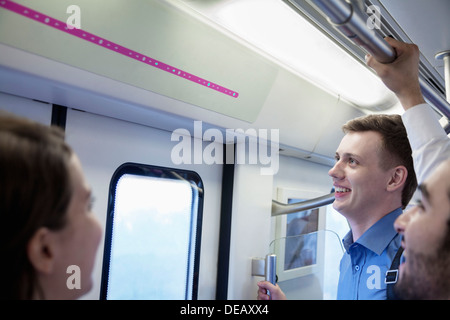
[272,192,335,216]
[309,0,450,120]
[419,77,450,120]
[309,0,396,63]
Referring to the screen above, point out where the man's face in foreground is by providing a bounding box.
[394,160,450,299]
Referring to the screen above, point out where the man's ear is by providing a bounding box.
[387,165,408,192]
[27,227,56,275]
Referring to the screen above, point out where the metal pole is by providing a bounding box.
[309,0,450,119]
[309,0,396,63]
[271,193,335,216]
[435,51,450,102]
[265,254,277,285]
[435,52,450,132]
[419,77,450,119]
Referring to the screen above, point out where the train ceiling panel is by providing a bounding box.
[181,0,399,112]
[286,0,449,113]
[377,0,450,83]
[0,0,372,164]
[0,0,279,123]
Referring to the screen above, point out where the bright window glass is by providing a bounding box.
[101,163,203,300]
[323,204,350,299]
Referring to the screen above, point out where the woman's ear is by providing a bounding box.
[387,165,408,192]
[27,227,56,275]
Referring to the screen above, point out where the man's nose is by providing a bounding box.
[394,206,416,234]
[328,161,344,180]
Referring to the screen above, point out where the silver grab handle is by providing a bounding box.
[252,254,277,285]
[265,254,277,285]
[272,192,335,216]
[309,0,450,119]
[309,0,396,63]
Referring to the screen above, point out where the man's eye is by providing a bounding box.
[416,199,425,211]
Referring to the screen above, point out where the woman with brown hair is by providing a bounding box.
[0,112,102,299]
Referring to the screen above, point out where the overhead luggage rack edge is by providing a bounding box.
[286,0,450,124]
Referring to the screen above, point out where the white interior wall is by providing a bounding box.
[226,158,274,300]
[0,92,52,125]
[64,108,224,300]
[1,90,342,301]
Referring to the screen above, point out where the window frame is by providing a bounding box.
[273,188,326,281]
[100,162,204,300]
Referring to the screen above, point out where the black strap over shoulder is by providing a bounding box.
[385,246,404,300]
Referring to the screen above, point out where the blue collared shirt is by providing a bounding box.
[337,208,403,300]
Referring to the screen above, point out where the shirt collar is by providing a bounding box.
[342,207,403,255]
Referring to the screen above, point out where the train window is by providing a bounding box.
[100,163,203,300]
[323,205,349,299]
[273,189,325,282]
[284,203,319,271]
[273,188,348,299]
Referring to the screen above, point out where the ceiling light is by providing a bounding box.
[180,0,398,110]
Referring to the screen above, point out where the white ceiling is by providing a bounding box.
[378,0,450,82]
[1,0,447,163]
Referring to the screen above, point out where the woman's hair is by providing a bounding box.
[342,114,417,209]
[0,112,74,299]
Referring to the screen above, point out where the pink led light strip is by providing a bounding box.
[0,0,239,98]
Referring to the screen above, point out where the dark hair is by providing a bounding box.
[0,112,74,299]
[342,114,417,209]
